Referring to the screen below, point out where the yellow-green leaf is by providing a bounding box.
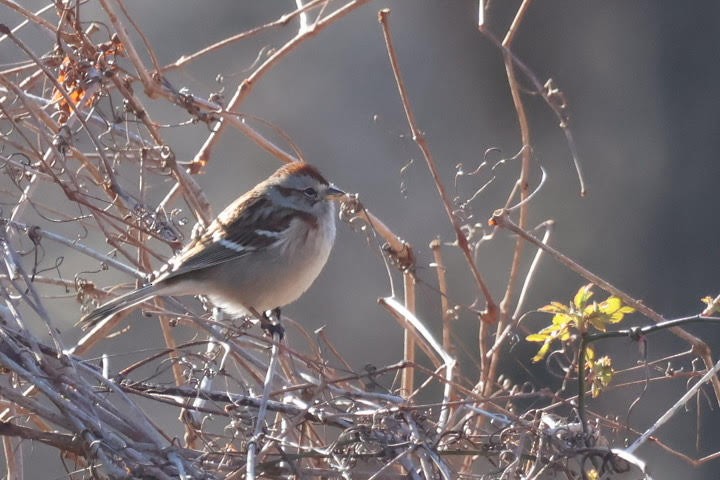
[573,284,595,309]
[551,312,573,326]
[701,295,720,314]
[587,354,614,398]
[588,316,608,332]
[602,297,635,323]
[586,345,595,361]
[600,296,621,313]
[526,333,548,342]
[538,302,569,314]
[532,341,552,362]
[558,328,572,341]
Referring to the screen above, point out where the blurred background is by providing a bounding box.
[2,1,720,478]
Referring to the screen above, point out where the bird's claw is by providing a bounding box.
[260,308,284,339]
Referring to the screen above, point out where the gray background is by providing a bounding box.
[3,1,720,478]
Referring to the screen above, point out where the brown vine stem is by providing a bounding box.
[98,0,155,94]
[497,0,533,328]
[115,0,162,74]
[377,9,497,325]
[490,209,720,405]
[482,0,535,401]
[342,196,414,270]
[0,0,56,38]
[190,0,372,170]
[430,239,454,358]
[2,26,141,216]
[161,0,327,72]
[479,30,586,197]
[246,330,281,480]
[402,272,416,397]
[107,74,213,227]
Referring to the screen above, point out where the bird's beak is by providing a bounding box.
[326,185,346,200]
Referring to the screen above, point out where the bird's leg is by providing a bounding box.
[260,307,284,339]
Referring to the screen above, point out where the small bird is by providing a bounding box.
[79,162,345,331]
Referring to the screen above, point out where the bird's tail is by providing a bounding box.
[77,284,159,331]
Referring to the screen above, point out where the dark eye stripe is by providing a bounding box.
[275,186,294,197]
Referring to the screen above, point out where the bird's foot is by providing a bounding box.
[260,307,284,339]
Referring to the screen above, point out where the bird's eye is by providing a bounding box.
[303,187,318,198]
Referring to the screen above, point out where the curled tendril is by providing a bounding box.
[399,157,414,198]
[546,347,574,379]
[338,194,368,233]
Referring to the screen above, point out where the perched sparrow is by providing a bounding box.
[79,162,345,331]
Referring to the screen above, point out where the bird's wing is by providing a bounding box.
[159,194,291,280]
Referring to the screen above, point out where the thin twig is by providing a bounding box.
[402,272,416,397]
[377,9,496,323]
[3,220,145,279]
[379,297,455,433]
[627,357,720,454]
[430,239,454,359]
[490,209,720,404]
[247,330,282,480]
[190,0,372,170]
